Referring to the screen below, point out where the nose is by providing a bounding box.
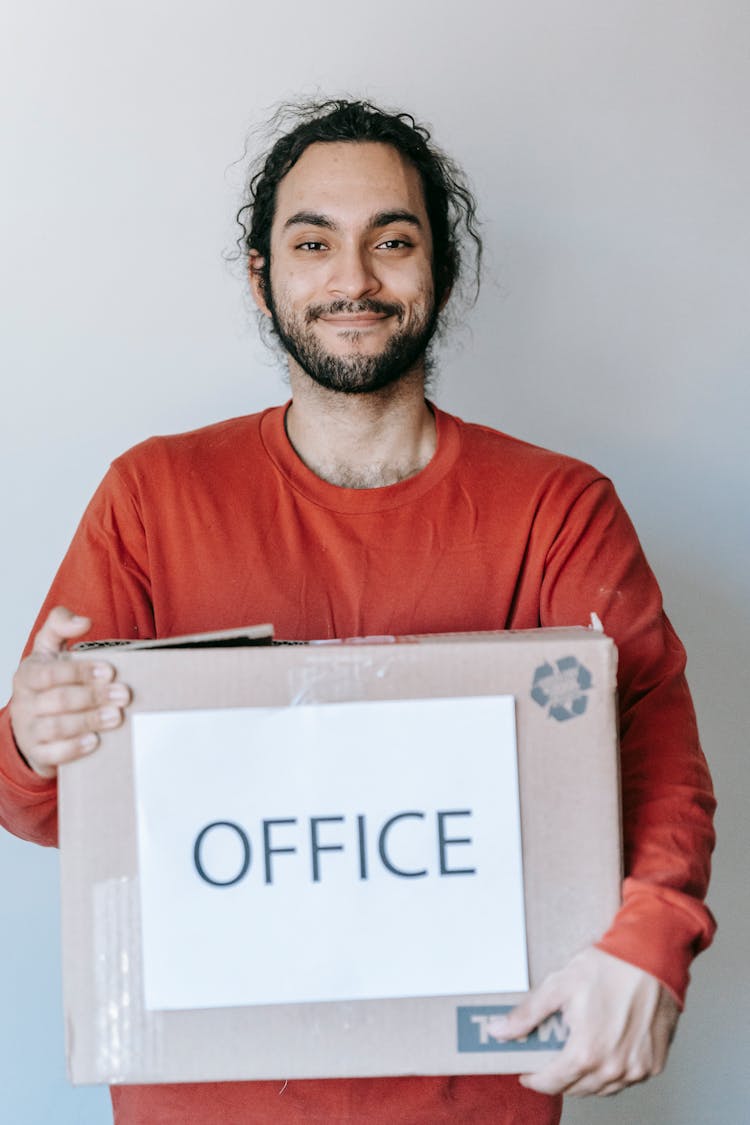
[327,242,381,300]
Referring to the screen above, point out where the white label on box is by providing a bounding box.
[133,696,528,1011]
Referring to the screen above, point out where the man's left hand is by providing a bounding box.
[487,947,680,1097]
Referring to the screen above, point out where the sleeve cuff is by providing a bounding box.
[0,705,58,845]
[595,876,717,1008]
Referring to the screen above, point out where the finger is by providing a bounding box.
[489,978,564,1041]
[596,1079,629,1097]
[528,1046,652,1098]
[519,1057,586,1097]
[560,1063,627,1097]
[570,1059,651,1097]
[32,704,125,745]
[33,681,131,718]
[30,732,101,778]
[19,657,115,693]
[32,607,92,657]
[518,1038,601,1097]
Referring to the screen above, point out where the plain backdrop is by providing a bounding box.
[1,2,747,1122]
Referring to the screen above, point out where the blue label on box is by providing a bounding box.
[457,1005,568,1052]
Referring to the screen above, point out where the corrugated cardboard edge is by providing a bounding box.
[72,623,274,651]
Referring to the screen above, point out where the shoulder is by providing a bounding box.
[440,408,607,497]
[108,407,282,490]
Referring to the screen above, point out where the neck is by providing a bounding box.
[285,363,437,488]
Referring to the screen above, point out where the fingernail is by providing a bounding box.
[91,663,113,681]
[107,685,130,703]
[80,733,98,753]
[98,706,120,727]
[487,1017,510,1040]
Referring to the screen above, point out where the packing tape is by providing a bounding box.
[287,651,389,706]
[92,876,165,1083]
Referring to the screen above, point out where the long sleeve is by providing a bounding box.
[0,418,718,1008]
[0,464,155,846]
[539,476,716,1006]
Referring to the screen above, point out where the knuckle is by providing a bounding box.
[627,1061,650,1084]
[28,659,59,690]
[38,711,89,742]
[35,715,64,742]
[599,1061,625,1086]
[566,1047,596,1075]
[44,686,73,713]
[41,663,64,690]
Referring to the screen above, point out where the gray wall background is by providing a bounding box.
[1,2,747,1122]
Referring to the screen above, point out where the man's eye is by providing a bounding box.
[296,241,327,251]
[378,239,411,250]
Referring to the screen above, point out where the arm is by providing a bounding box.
[500,476,715,1093]
[0,464,154,846]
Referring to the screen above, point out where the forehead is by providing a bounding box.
[272,141,428,229]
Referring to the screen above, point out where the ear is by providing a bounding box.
[248,250,272,317]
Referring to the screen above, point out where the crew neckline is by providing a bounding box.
[259,400,461,514]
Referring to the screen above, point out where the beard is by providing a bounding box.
[265,286,439,395]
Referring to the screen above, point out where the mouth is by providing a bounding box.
[317,313,390,329]
[308,299,404,330]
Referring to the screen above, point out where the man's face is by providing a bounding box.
[254,141,438,394]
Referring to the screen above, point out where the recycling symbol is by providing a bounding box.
[531,656,592,722]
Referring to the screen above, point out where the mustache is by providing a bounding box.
[305,299,405,324]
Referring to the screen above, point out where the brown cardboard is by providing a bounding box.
[60,627,621,1085]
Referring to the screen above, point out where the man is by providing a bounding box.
[0,100,715,1124]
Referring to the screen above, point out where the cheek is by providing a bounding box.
[406,278,436,319]
[271,265,320,310]
[390,260,434,305]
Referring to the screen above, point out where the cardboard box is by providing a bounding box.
[60,627,621,1085]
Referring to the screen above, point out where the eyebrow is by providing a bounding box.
[282,209,424,233]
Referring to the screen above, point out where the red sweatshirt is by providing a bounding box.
[0,404,715,1124]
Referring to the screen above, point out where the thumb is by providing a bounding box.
[32,606,92,657]
[488,977,564,1042]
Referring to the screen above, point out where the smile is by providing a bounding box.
[318,314,390,328]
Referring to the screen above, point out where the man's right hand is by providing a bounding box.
[9,606,131,778]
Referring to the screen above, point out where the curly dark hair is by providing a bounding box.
[236,98,482,315]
